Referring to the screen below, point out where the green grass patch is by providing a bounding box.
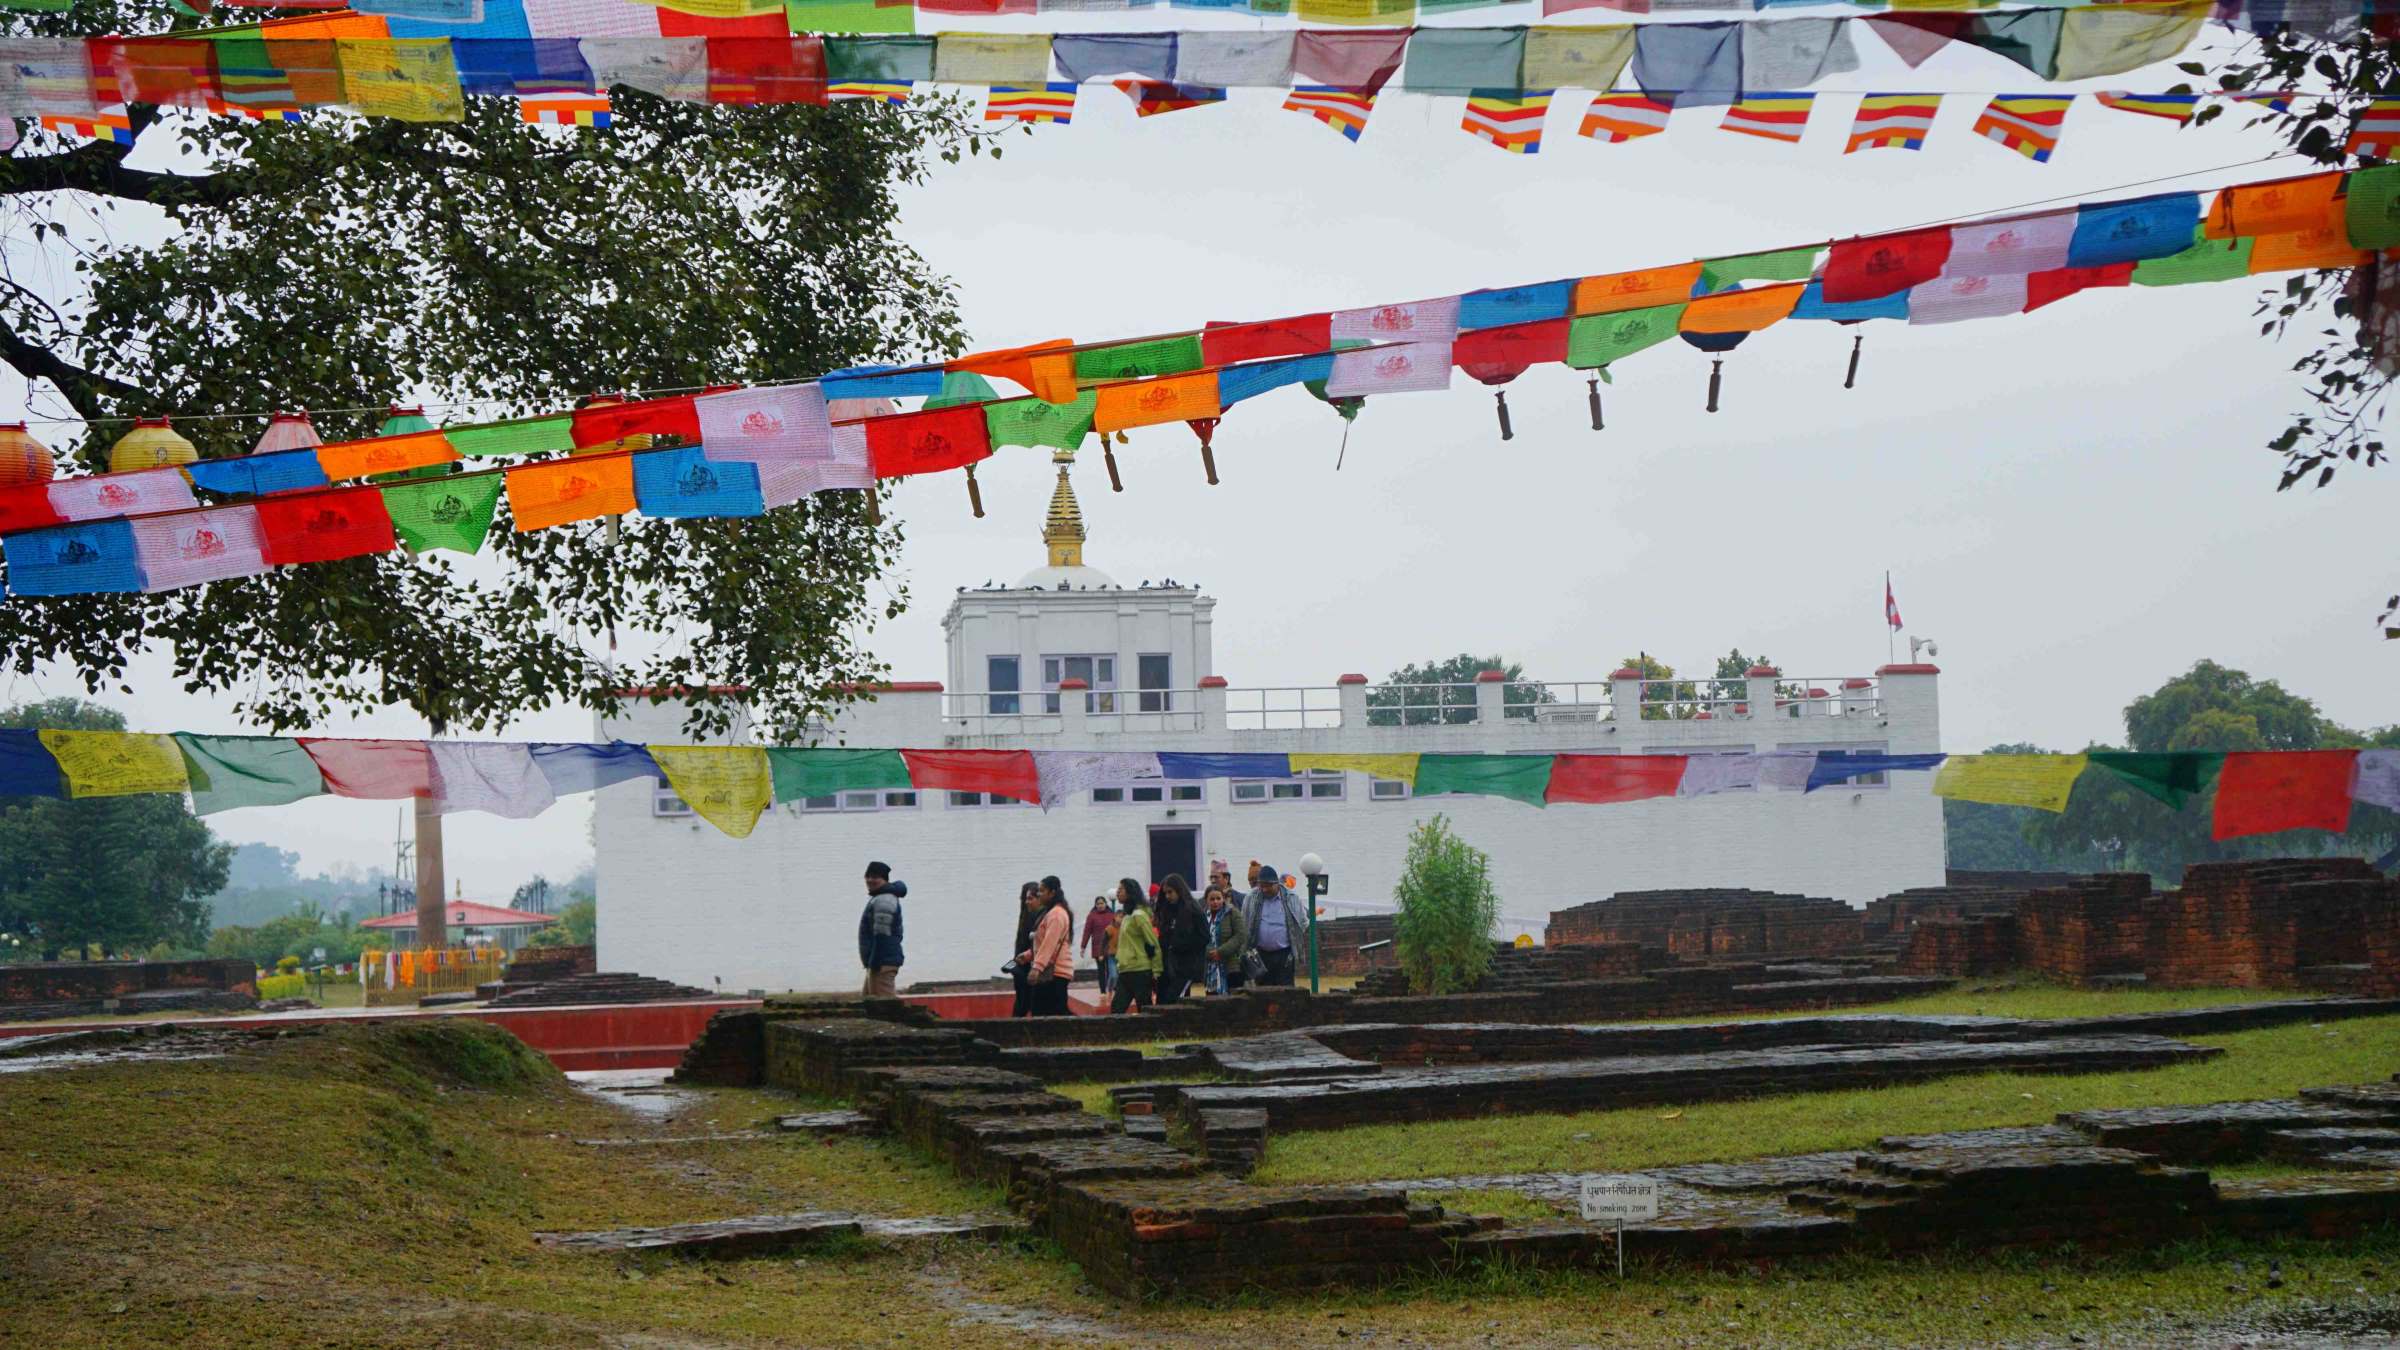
[1051,1075,1222,1117]
[1643,976,2307,1026]
[1254,1014,2400,1184]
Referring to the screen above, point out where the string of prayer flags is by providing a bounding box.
[1462,92,1549,154]
[300,738,433,799]
[649,744,774,838]
[1847,94,1940,153]
[175,734,326,815]
[985,82,1076,124]
[1931,752,2089,811]
[1284,85,1373,141]
[2211,749,2358,841]
[1580,93,1671,143]
[1412,752,1552,807]
[1720,93,1813,145]
[1976,94,2072,163]
[37,730,191,798]
[900,747,1040,803]
[1546,753,1688,804]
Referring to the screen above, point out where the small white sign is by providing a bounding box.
[1579,1176,1660,1225]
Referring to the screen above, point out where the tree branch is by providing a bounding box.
[0,309,148,420]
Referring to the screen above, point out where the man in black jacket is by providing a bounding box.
[858,861,906,998]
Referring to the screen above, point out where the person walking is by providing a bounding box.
[1202,882,1247,995]
[1210,859,1245,911]
[1109,880,1159,1014]
[1153,874,1207,1005]
[1242,863,1307,988]
[1082,893,1120,995]
[1009,880,1042,1018]
[1025,875,1076,1017]
[857,861,906,999]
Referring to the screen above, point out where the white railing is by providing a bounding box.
[1084,690,1206,734]
[1772,678,1882,719]
[1222,685,1343,731]
[942,691,1064,737]
[1631,678,1755,721]
[1361,681,1481,726]
[1520,680,1616,723]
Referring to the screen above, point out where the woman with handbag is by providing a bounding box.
[1025,875,1076,1017]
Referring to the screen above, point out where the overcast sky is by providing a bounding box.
[2,17,2392,893]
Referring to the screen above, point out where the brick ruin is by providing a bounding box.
[1545,888,1866,960]
[1311,914,1397,978]
[0,957,257,1022]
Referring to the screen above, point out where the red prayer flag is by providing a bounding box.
[571,396,700,449]
[866,406,992,478]
[255,487,397,565]
[1201,315,1332,367]
[0,481,64,534]
[1457,319,1569,385]
[1546,754,1690,805]
[902,748,1039,803]
[2024,262,2134,314]
[2211,750,2358,840]
[300,738,433,799]
[656,9,794,35]
[705,36,828,104]
[1823,227,1954,304]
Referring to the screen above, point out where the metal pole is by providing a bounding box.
[1617,1226,1625,1278]
[1306,874,1326,993]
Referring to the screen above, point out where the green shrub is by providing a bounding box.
[275,954,302,975]
[255,973,309,1000]
[1390,814,1500,995]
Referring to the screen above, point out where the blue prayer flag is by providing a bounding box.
[1051,34,1178,84]
[1459,282,1573,332]
[451,37,592,95]
[1804,751,1948,792]
[1158,752,1291,780]
[386,0,531,39]
[2066,193,2203,269]
[531,741,660,796]
[0,728,64,797]
[635,446,766,519]
[1634,24,1743,108]
[1218,354,1332,408]
[1791,280,1910,323]
[187,450,331,498]
[4,519,144,596]
[822,365,944,401]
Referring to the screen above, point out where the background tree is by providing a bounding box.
[0,697,231,958]
[0,2,984,734]
[1390,814,1500,995]
[1365,654,1552,726]
[1941,741,2094,872]
[526,898,598,951]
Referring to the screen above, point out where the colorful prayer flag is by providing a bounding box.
[520,92,612,127]
[1414,753,1552,806]
[830,80,912,104]
[2095,91,2202,124]
[2347,98,2400,159]
[428,742,558,819]
[380,473,503,554]
[1462,91,1551,154]
[1093,373,1221,433]
[985,82,1077,125]
[38,109,134,144]
[2,520,145,596]
[1848,93,1940,153]
[901,747,1040,803]
[1932,753,2088,812]
[1975,94,2071,163]
[1284,85,1375,141]
[130,506,272,592]
[505,456,637,531]
[1113,79,1223,116]
[1719,93,1813,145]
[1823,227,1954,303]
[1804,751,1946,791]
[0,730,63,798]
[1030,750,1163,809]
[1289,753,1421,785]
[2211,749,2358,841]
[863,405,992,477]
[299,738,433,799]
[316,430,459,481]
[530,741,660,796]
[36,730,190,799]
[649,745,774,838]
[255,489,398,566]
[768,747,913,801]
[1547,754,1688,805]
[1579,92,1670,143]
[175,734,325,815]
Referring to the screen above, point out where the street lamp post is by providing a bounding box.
[1299,853,1330,994]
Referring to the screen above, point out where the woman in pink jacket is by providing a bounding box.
[1025,875,1077,1017]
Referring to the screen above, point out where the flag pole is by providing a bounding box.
[1885,572,1894,667]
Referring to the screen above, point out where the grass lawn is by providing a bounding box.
[1748,974,2310,1022]
[1255,1013,2400,1184]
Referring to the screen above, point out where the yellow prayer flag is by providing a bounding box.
[337,38,465,123]
[1289,752,1422,786]
[1931,753,2088,813]
[1093,373,1220,433]
[1296,0,1416,24]
[37,730,192,799]
[2051,4,2211,83]
[649,745,774,838]
[1523,27,1635,95]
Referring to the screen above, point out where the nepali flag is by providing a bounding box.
[1462,91,1551,154]
[986,83,1077,125]
[1974,94,2071,164]
[1284,86,1375,142]
[2348,98,2400,159]
[1580,93,1671,144]
[1886,573,1903,632]
[1114,80,1226,117]
[1719,93,1813,145]
[1848,94,1939,153]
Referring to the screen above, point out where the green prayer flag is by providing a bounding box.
[1700,247,1822,291]
[381,473,503,554]
[1964,11,2064,82]
[2088,751,2223,810]
[1401,28,1527,96]
[1074,335,1204,384]
[1419,0,1510,13]
[824,35,934,83]
[175,734,325,815]
[1414,754,1553,807]
[767,748,912,801]
[2132,229,2254,287]
[985,392,1097,451]
[448,416,575,459]
[925,371,1000,409]
[2345,165,2400,249]
[1568,305,1686,370]
[789,0,914,34]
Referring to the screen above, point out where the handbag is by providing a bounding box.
[1241,948,1266,984]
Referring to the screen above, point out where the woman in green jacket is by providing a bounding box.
[1110,878,1159,1013]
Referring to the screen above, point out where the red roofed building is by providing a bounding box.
[363,901,554,953]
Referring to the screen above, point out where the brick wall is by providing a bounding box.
[2017,876,2151,983]
[1313,915,1397,978]
[1896,915,2021,977]
[2143,859,2395,990]
[1547,889,1864,959]
[0,957,255,1006]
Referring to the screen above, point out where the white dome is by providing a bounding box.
[1016,563,1116,590]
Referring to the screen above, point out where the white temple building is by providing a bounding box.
[594,453,1947,994]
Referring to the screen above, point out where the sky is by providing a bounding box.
[3,15,2394,895]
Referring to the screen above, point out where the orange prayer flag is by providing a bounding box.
[952,340,1080,404]
[506,456,637,532]
[2247,226,2369,274]
[1093,373,1221,433]
[1678,282,1804,335]
[316,430,459,481]
[1573,263,1705,317]
[2204,172,2343,240]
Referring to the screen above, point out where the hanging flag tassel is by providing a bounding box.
[1706,359,1724,414]
[1188,417,1219,485]
[1494,389,1514,441]
[1586,376,1604,431]
[1103,440,1123,492]
[965,462,984,518]
[1844,333,1864,390]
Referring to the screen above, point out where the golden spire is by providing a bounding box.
[1043,447,1085,568]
